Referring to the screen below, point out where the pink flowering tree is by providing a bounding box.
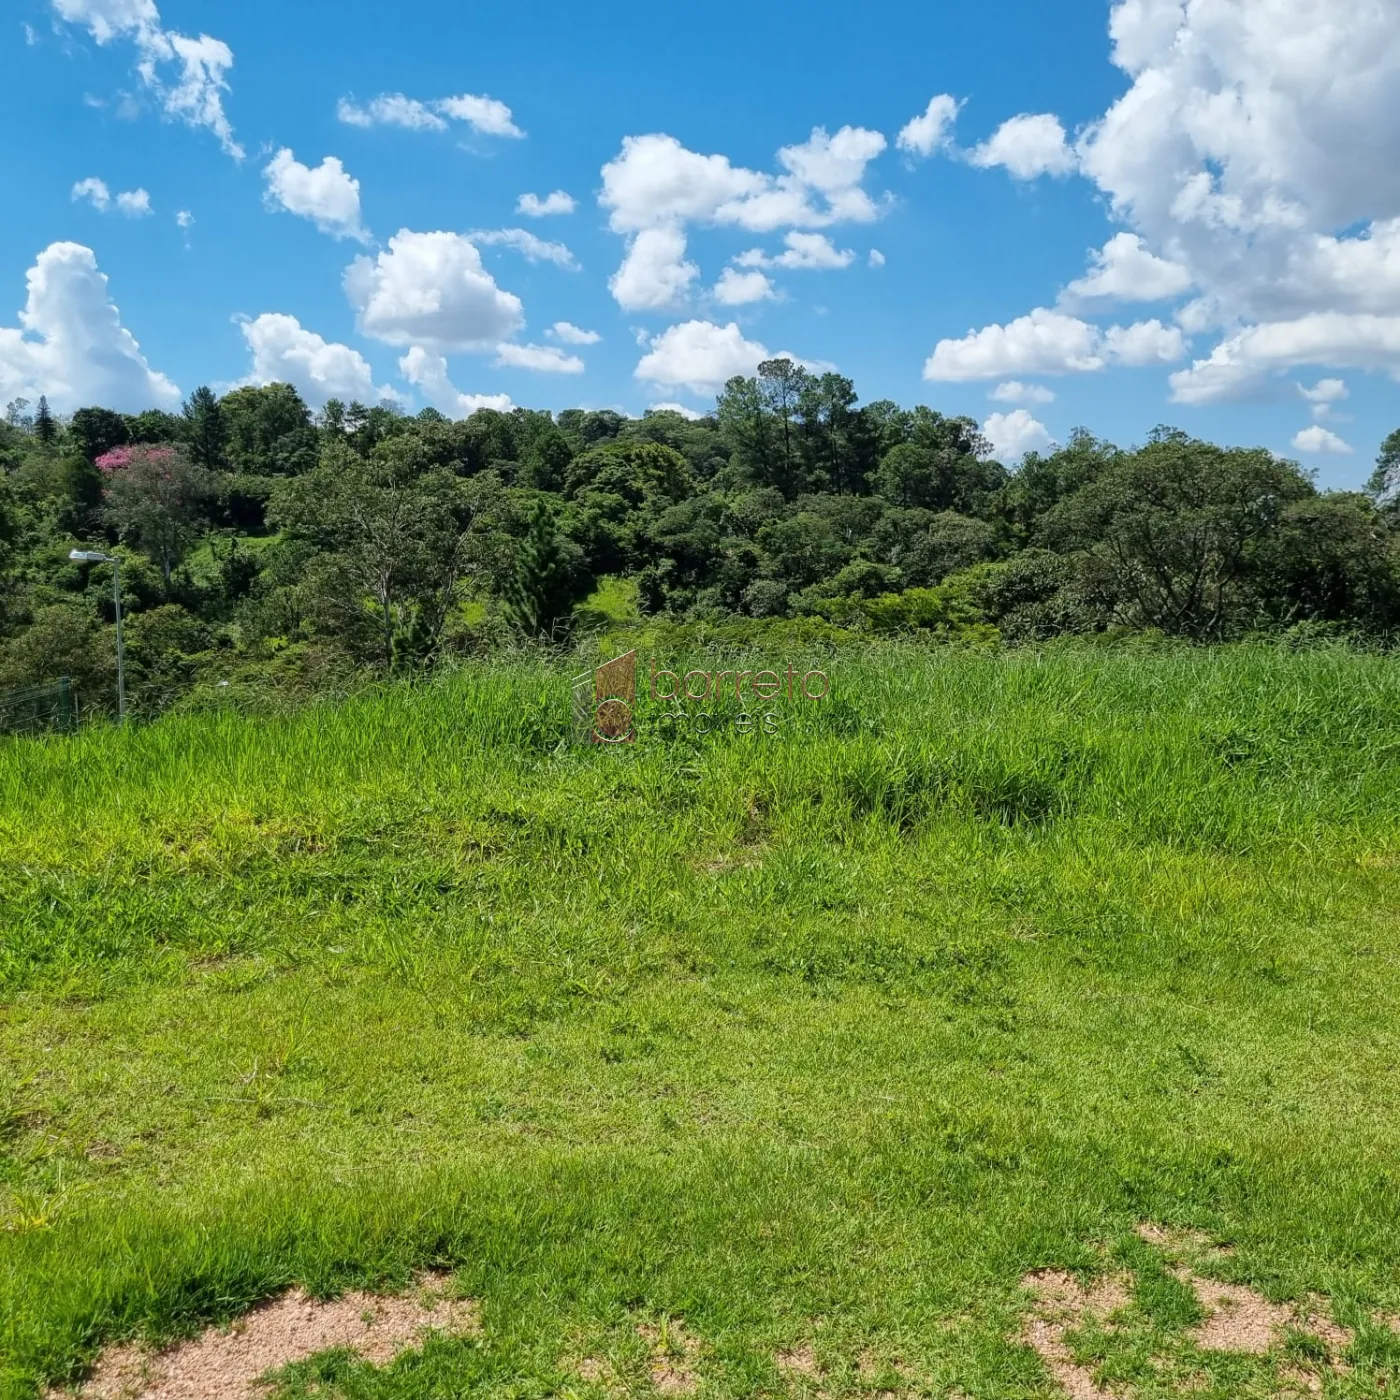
[98,443,215,589]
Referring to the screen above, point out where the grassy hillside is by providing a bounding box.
[4,645,1400,1398]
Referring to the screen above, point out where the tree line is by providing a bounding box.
[2,360,1399,715]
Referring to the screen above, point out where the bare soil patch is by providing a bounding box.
[1020,1268,1130,1399]
[636,1320,700,1396]
[51,1273,477,1400]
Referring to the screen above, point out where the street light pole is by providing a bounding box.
[69,550,127,723]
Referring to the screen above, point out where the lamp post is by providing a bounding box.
[69,550,126,723]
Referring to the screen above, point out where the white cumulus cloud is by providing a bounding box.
[0,241,178,411]
[897,94,962,158]
[635,320,771,393]
[494,342,585,374]
[737,231,855,271]
[548,321,600,345]
[1168,312,1400,404]
[239,312,389,406]
[990,380,1056,405]
[1060,232,1193,305]
[1298,377,1349,419]
[926,309,1105,380]
[517,190,576,217]
[399,346,512,415]
[927,308,1186,380]
[969,114,1076,179]
[1292,425,1354,454]
[982,410,1055,462]
[609,225,699,312]
[263,149,367,242]
[648,402,704,420]
[713,268,776,305]
[345,230,524,351]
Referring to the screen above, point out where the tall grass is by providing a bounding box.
[3,643,1400,1398]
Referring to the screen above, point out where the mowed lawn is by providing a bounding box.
[4,645,1400,1399]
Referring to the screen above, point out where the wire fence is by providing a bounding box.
[0,678,80,737]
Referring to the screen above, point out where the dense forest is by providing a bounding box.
[2,358,1399,717]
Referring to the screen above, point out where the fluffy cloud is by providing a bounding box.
[1168,312,1400,403]
[71,177,152,216]
[609,226,699,312]
[925,309,1105,380]
[494,342,585,374]
[599,126,887,308]
[1060,232,1192,305]
[263,149,367,242]
[337,92,522,137]
[713,268,776,305]
[1061,0,1400,393]
[990,380,1056,405]
[649,402,704,420]
[53,0,242,157]
[1292,425,1354,454]
[1298,377,1349,419]
[868,248,886,268]
[897,94,962,158]
[1102,318,1187,364]
[969,114,1076,179]
[345,230,524,350]
[437,93,522,137]
[471,228,578,269]
[736,232,855,270]
[600,126,887,235]
[239,313,388,406]
[548,322,600,345]
[175,209,193,229]
[982,410,1055,462]
[399,347,512,415]
[635,320,771,392]
[337,94,444,131]
[517,190,576,217]
[927,307,1186,380]
[0,241,179,411]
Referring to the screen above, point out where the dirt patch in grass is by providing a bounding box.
[775,1343,821,1377]
[1020,1268,1131,1399]
[636,1320,700,1396]
[51,1273,476,1400]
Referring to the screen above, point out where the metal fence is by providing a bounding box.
[0,678,80,737]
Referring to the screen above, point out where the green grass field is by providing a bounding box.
[4,644,1400,1399]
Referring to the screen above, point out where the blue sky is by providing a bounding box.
[5,0,1399,487]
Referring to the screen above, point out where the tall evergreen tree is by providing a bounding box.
[34,395,55,445]
[502,498,583,637]
[182,386,227,471]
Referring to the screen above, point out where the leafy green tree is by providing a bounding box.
[221,384,318,476]
[502,498,589,637]
[1043,432,1315,637]
[1250,494,1400,631]
[70,407,130,462]
[182,386,227,471]
[758,357,811,497]
[268,440,476,667]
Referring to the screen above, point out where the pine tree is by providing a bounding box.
[182,386,227,471]
[34,395,55,445]
[502,499,577,637]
